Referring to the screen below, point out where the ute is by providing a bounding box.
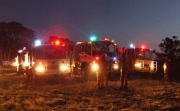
[73,38,119,80]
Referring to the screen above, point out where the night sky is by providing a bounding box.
[1,0,180,51]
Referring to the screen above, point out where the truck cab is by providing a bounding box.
[74,39,119,80]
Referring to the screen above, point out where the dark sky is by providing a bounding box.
[1,0,180,51]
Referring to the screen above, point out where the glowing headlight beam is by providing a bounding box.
[135,63,142,67]
[92,63,99,71]
[35,66,45,72]
[60,65,69,71]
[113,64,119,69]
[150,64,154,69]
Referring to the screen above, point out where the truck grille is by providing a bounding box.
[47,61,58,70]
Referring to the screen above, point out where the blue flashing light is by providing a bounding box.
[34,39,42,46]
[113,57,117,61]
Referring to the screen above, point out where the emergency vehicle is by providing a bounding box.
[15,36,74,81]
[118,47,157,74]
[73,38,119,80]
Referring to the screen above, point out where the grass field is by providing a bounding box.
[0,73,179,111]
[0,66,16,73]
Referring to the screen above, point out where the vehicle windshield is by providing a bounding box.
[92,41,116,55]
[135,48,152,60]
[34,45,66,59]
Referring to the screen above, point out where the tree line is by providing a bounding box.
[0,21,180,62]
[158,36,180,61]
[0,21,35,63]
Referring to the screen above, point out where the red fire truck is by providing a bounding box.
[73,38,119,80]
[118,47,157,75]
[15,36,74,81]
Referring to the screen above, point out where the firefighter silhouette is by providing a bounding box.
[97,53,109,88]
[119,48,133,90]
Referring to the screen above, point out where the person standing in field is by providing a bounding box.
[97,53,109,88]
[119,48,134,90]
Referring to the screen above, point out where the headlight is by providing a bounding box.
[113,64,119,69]
[12,62,18,67]
[135,63,142,67]
[35,66,46,72]
[150,64,154,69]
[60,65,69,71]
[92,63,99,71]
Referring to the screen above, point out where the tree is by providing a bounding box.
[0,21,35,61]
[159,36,180,60]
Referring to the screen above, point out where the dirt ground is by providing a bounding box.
[0,73,179,111]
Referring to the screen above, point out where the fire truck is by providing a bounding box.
[73,38,119,80]
[118,47,157,75]
[15,36,74,81]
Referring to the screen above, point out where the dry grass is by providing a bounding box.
[0,67,16,74]
[0,73,179,111]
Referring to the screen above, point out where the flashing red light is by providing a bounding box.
[95,56,100,60]
[141,46,145,49]
[55,40,60,45]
